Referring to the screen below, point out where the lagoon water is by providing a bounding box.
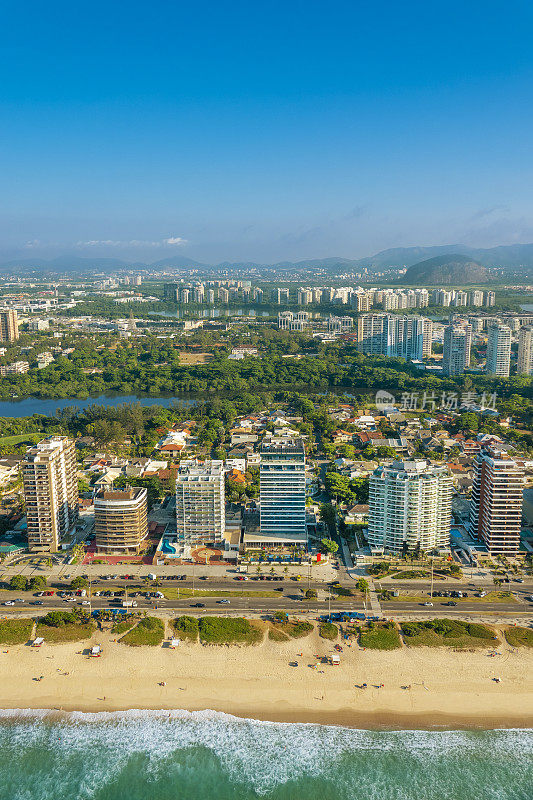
[0,394,194,418]
[0,710,531,800]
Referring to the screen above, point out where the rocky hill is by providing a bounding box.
[403,254,490,285]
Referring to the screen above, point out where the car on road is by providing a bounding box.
[30,601,44,606]
[191,602,205,608]
[14,598,25,603]
[444,601,457,606]
[217,599,230,604]
[422,601,433,607]
[3,601,14,606]
[81,601,90,606]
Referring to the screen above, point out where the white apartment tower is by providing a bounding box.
[22,436,79,552]
[486,324,511,377]
[443,325,468,375]
[175,460,225,547]
[367,460,452,554]
[517,326,533,375]
[356,314,432,360]
[469,446,523,555]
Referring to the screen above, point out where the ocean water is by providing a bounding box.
[0,710,531,800]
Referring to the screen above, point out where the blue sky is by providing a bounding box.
[1,0,533,263]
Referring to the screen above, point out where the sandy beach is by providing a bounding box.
[0,624,532,729]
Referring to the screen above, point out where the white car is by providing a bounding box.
[3,601,14,606]
[423,601,433,607]
[81,601,90,606]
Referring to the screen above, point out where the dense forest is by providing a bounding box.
[1,328,533,422]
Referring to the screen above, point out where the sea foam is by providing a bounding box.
[0,709,531,798]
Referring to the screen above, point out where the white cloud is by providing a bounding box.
[75,237,188,248]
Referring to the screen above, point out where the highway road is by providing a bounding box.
[0,580,533,621]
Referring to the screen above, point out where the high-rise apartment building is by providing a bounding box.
[468,290,484,306]
[175,460,225,548]
[469,446,523,555]
[259,440,307,544]
[483,291,496,307]
[352,292,371,312]
[297,288,312,305]
[328,315,353,334]
[22,436,78,552]
[452,290,468,307]
[0,310,19,342]
[164,283,179,301]
[356,314,432,360]
[486,324,511,377]
[367,460,452,554]
[434,289,451,307]
[517,326,533,375]
[278,311,309,331]
[94,486,148,555]
[443,325,468,375]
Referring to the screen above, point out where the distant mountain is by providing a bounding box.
[150,255,209,269]
[3,241,533,275]
[352,245,470,270]
[353,243,533,271]
[0,255,137,272]
[403,254,490,285]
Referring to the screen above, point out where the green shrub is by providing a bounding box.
[285,620,314,638]
[9,575,28,591]
[199,616,262,645]
[268,627,289,642]
[0,618,33,645]
[40,611,78,627]
[172,615,199,640]
[29,576,47,591]
[319,622,338,640]
[504,627,533,647]
[400,618,497,648]
[359,625,401,650]
[121,616,165,647]
[36,614,94,642]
